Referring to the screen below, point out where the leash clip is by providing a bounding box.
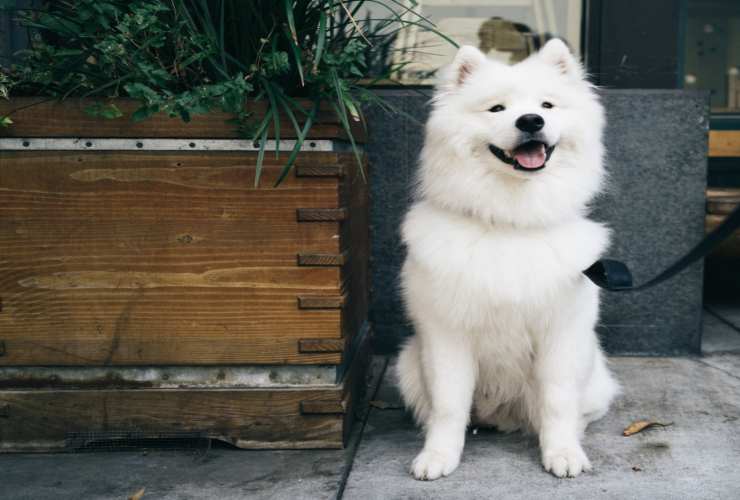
[583,259,634,291]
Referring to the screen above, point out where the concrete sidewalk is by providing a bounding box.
[2,311,740,500]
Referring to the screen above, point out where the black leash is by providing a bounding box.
[583,204,740,292]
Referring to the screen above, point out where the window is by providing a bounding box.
[684,0,740,114]
[388,0,583,84]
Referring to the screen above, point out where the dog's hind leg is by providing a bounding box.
[396,335,431,425]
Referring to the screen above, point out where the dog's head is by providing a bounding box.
[419,39,606,227]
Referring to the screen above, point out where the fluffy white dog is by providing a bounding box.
[396,39,620,481]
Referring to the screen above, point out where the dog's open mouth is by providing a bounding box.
[489,141,556,172]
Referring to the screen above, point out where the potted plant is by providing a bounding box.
[0,0,451,450]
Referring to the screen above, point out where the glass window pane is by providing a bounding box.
[385,0,583,84]
[684,0,740,113]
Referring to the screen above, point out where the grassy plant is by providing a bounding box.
[1,0,454,184]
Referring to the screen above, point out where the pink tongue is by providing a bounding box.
[513,144,546,169]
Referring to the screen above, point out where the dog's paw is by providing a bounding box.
[542,446,592,478]
[410,449,460,481]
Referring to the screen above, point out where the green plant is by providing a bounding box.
[2,0,455,184]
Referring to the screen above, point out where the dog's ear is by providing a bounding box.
[448,45,487,86]
[538,38,583,79]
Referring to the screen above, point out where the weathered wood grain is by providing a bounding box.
[0,98,365,142]
[0,151,361,365]
[295,164,345,178]
[709,130,740,158]
[296,208,348,222]
[0,386,346,451]
[297,295,347,309]
[338,157,370,348]
[298,338,345,353]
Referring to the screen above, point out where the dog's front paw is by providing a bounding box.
[542,446,592,478]
[410,448,460,481]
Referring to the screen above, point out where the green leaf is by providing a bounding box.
[254,124,269,187]
[0,116,12,128]
[284,0,298,44]
[312,10,327,73]
[283,25,305,87]
[131,105,159,123]
[274,102,317,187]
[84,102,124,120]
[262,80,281,159]
[331,100,365,181]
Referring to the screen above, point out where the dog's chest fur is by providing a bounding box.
[401,200,608,331]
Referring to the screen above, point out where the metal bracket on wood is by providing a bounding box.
[297,252,348,266]
[297,295,346,309]
[296,208,347,222]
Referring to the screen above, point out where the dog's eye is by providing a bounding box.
[542,101,554,109]
[488,104,505,113]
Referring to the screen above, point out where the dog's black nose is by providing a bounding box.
[515,114,545,133]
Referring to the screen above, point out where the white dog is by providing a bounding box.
[396,39,619,481]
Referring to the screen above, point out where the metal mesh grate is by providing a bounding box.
[65,430,213,453]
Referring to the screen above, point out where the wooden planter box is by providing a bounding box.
[0,99,369,450]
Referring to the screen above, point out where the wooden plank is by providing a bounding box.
[300,399,346,414]
[296,164,345,178]
[709,130,740,158]
[296,208,348,222]
[0,151,350,365]
[0,152,343,267]
[298,339,345,353]
[706,214,740,258]
[0,387,345,451]
[0,98,365,142]
[707,188,740,215]
[338,156,370,343]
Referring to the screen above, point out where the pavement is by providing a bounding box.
[2,309,740,500]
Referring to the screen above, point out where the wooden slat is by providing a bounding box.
[297,252,348,266]
[709,130,740,158]
[707,188,740,215]
[296,208,348,222]
[0,387,345,451]
[338,156,370,344]
[0,151,349,365]
[298,338,345,353]
[295,164,345,178]
[297,295,346,309]
[706,214,740,258]
[0,98,365,142]
[300,398,347,415]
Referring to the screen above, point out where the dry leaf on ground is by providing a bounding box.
[128,487,145,500]
[623,420,674,436]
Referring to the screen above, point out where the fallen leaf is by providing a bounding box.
[128,487,145,500]
[623,420,674,436]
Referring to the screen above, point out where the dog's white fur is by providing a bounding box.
[396,39,620,481]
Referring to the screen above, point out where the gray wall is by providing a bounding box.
[365,89,709,355]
